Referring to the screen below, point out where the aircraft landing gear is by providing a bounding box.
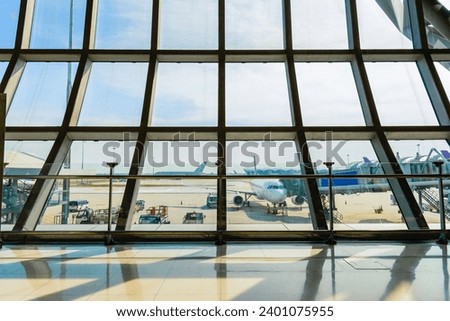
[266,203,288,215]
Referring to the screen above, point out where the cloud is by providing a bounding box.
[159,0,218,49]
[226,63,292,126]
[7,62,71,126]
[296,62,365,126]
[151,63,217,126]
[78,62,148,126]
[226,0,284,49]
[292,0,348,49]
[365,62,438,125]
[95,0,152,49]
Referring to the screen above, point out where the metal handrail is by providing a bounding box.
[2,173,450,180]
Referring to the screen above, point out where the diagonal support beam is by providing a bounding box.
[284,0,327,230]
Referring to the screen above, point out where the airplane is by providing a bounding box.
[153,161,208,176]
[231,179,288,213]
[241,149,450,209]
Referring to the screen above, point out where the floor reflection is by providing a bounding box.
[301,246,329,300]
[0,242,448,301]
[380,244,432,300]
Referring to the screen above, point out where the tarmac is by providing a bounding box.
[25,179,442,231]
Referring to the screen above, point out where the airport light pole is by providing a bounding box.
[105,162,118,246]
[433,161,448,244]
[62,0,75,225]
[0,94,6,249]
[324,162,336,245]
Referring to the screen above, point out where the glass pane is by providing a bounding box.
[0,0,20,48]
[296,62,365,126]
[30,0,86,49]
[0,62,8,80]
[226,178,314,231]
[78,63,148,126]
[307,140,408,230]
[307,140,379,171]
[39,178,122,228]
[95,0,152,49]
[65,141,136,175]
[3,141,54,227]
[225,0,284,49]
[226,141,301,175]
[389,140,450,229]
[7,62,77,126]
[434,61,450,100]
[151,63,217,126]
[226,141,314,231]
[292,0,348,49]
[141,141,217,176]
[425,1,450,49]
[159,0,218,49]
[330,179,406,231]
[39,141,136,228]
[226,63,292,126]
[365,62,438,126]
[132,179,216,231]
[356,0,413,49]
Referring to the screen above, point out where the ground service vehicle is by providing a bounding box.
[69,200,89,212]
[76,208,119,224]
[183,211,205,224]
[206,193,217,208]
[138,214,170,224]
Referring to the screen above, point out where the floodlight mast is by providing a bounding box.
[0,94,6,249]
[62,0,74,225]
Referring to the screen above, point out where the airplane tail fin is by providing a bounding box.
[441,150,450,160]
[193,161,207,175]
[363,157,372,164]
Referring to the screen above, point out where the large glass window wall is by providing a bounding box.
[1,0,450,239]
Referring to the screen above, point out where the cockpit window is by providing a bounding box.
[268,185,283,190]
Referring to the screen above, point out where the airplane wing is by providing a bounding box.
[226,189,257,207]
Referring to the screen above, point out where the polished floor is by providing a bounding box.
[0,241,448,301]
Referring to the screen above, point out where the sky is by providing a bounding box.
[1,0,450,172]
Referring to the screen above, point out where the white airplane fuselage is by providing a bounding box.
[250,179,288,205]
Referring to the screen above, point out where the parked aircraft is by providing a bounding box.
[153,161,208,176]
[231,179,288,211]
[242,149,450,209]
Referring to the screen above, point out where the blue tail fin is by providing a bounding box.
[193,161,207,175]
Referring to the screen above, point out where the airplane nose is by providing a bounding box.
[274,189,287,203]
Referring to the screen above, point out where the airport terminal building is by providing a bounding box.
[0,0,450,301]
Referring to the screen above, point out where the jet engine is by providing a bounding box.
[233,194,244,207]
[291,195,305,205]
